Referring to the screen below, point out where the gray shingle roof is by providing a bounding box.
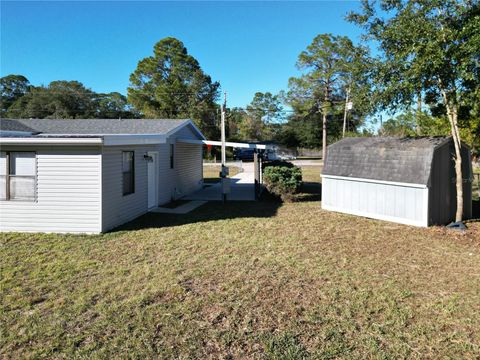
[322,136,451,185]
[0,119,40,133]
[0,118,191,135]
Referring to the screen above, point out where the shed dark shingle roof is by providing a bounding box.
[0,118,190,135]
[322,136,451,185]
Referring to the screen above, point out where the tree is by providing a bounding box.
[348,0,480,222]
[7,80,97,119]
[243,92,284,141]
[286,34,373,159]
[95,92,139,119]
[381,112,418,136]
[1,75,31,116]
[128,37,220,139]
[246,92,285,125]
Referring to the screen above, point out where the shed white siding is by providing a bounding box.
[101,145,157,232]
[322,176,429,227]
[0,147,102,233]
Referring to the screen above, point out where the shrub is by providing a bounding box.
[262,160,295,170]
[263,165,302,201]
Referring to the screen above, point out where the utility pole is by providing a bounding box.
[221,92,227,166]
[342,88,350,138]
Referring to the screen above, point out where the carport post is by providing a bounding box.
[221,92,228,202]
[254,149,259,200]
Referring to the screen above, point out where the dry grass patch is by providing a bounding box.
[1,171,480,358]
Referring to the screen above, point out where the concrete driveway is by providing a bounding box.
[184,162,256,201]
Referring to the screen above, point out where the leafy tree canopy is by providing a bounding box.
[5,80,136,119]
[95,92,140,119]
[7,81,96,119]
[128,37,221,139]
[285,34,374,155]
[1,75,31,116]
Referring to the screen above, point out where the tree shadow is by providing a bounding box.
[472,200,480,220]
[111,200,282,232]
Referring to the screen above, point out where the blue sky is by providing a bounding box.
[1,1,364,108]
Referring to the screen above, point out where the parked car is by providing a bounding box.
[233,148,255,161]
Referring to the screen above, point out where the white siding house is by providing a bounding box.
[321,137,472,227]
[0,119,205,233]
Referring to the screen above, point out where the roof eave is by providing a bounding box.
[0,137,104,145]
[165,119,206,140]
[321,174,428,188]
[103,134,167,146]
[0,134,169,146]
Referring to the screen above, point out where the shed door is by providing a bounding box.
[147,152,158,209]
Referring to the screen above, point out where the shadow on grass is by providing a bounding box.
[112,200,282,232]
[472,200,480,219]
[295,182,322,202]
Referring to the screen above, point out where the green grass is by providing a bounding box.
[1,166,480,358]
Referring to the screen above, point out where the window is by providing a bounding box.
[122,151,135,196]
[170,144,174,169]
[0,152,36,201]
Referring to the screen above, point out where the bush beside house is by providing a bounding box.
[263,164,302,202]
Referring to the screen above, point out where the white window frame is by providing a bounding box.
[0,151,37,202]
[122,151,135,196]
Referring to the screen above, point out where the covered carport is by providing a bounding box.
[177,139,269,201]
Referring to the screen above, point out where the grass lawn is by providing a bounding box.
[1,166,480,358]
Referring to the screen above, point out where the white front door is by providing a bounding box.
[147,152,158,209]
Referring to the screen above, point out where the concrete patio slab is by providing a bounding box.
[184,162,256,201]
[150,200,208,214]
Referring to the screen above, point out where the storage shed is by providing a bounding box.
[321,137,472,227]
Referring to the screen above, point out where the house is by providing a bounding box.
[321,137,472,227]
[0,118,205,233]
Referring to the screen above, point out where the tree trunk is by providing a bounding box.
[342,88,350,138]
[322,113,327,161]
[416,89,422,135]
[322,84,330,162]
[445,101,464,222]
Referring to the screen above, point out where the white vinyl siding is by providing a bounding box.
[156,144,176,205]
[168,124,203,200]
[101,145,156,232]
[322,176,428,227]
[155,142,202,205]
[175,143,203,197]
[0,147,102,233]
